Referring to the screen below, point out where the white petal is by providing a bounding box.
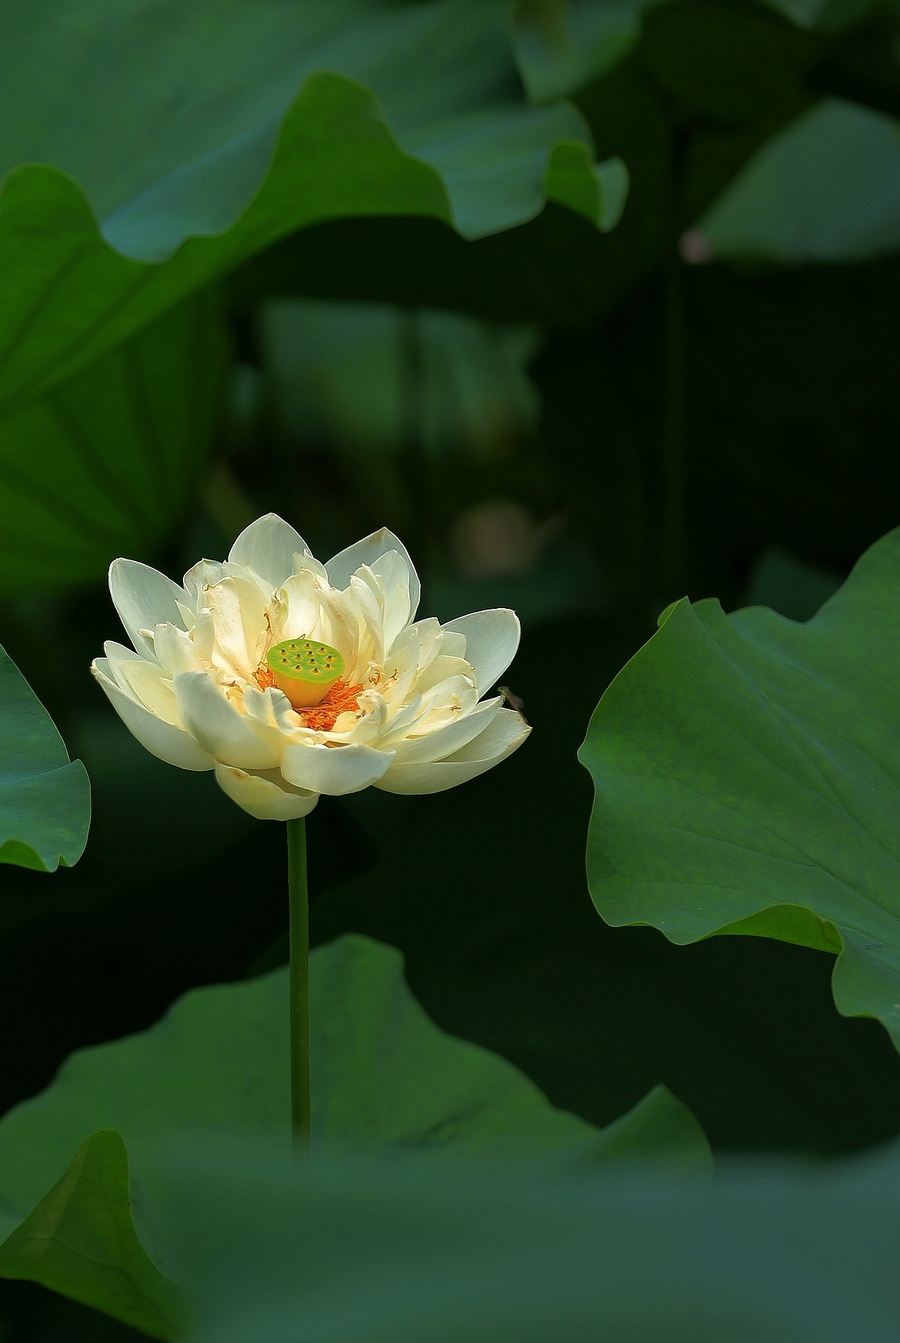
[203,576,269,679]
[174,672,281,769]
[281,741,394,795]
[228,513,310,588]
[182,558,224,599]
[441,609,520,695]
[108,558,188,660]
[326,529,420,618]
[214,764,318,821]
[371,550,413,649]
[116,660,181,726]
[152,623,200,677]
[92,663,215,772]
[388,696,502,765]
[413,655,475,696]
[376,708,529,794]
[440,630,467,659]
[102,640,143,686]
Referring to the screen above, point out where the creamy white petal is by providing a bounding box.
[102,640,143,687]
[174,671,281,769]
[182,558,224,599]
[388,696,502,765]
[92,663,215,772]
[117,660,182,726]
[281,741,394,795]
[326,528,420,618]
[214,764,318,821]
[440,630,467,660]
[228,513,309,588]
[413,655,475,696]
[441,609,520,694]
[371,551,412,649]
[203,575,269,679]
[376,708,529,794]
[279,569,322,641]
[152,623,200,677]
[347,573,386,668]
[241,685,302,751]
[108,559,187,661]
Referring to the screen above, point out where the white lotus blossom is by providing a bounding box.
[91,514,530,820]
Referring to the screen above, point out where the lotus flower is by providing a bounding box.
[91,515,530,820]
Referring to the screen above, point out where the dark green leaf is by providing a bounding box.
[509,0,660,103]
[697,98,900,262]
[0,935,708,1329]
[0,643,89,872]
[0,0,611,417]
[157,1137,900,1342]
[0,1131,185,1343]
[0,288,228,594]
[0,74,451,418]
[580,526,900,1050]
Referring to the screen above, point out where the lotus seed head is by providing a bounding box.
[266,638,345,709]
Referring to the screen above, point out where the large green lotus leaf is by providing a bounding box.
[0,1,611,417]
[697,98,900,263]
[0,74,450,419]
[0,288,228,595]
[509,0,665,104]
[579,527,900,1051]
[157,1139,900,1343]
[0,1131,185,1341]
[0,644,89,873]
[0,935,708,1331]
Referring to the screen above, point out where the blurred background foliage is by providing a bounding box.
[3,0,900,1332]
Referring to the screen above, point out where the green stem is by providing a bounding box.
[287,816,310,1151]
[659,256,685,602]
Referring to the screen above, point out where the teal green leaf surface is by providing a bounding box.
[0,644,89,872]
[510,0,664,103]
[0,288,228,594]
[545,142,629,231]
[0,1131,185,1342]
[579,527,900,1050]
[760,0,877,31]
[160,1139,900,1343]
[0,935,708,1329]
[697,98,900,264]
[0,1,607,416]
[0,74,450,418]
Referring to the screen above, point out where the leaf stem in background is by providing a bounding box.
[287,816,310,1151]
[659,255,685,602]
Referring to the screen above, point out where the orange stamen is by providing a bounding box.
[255,665,277,691]
[300,680,364,732]
[254,665,363,732]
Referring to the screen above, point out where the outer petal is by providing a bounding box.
[116,659,182,726]
[108,558,188,660]
[92,663,215,772]
[388,696,502,765]
[281,741,394,795]
[215,764,318,821]
[228,513,310,588]
[441,609,520,695]
[326,529,420,619]
[174,671,281,769]
[376,708,529,794]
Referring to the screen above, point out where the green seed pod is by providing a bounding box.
[266,638,345,709]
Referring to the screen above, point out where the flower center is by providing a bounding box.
[265,638,345,708]
[254,664,364,732]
